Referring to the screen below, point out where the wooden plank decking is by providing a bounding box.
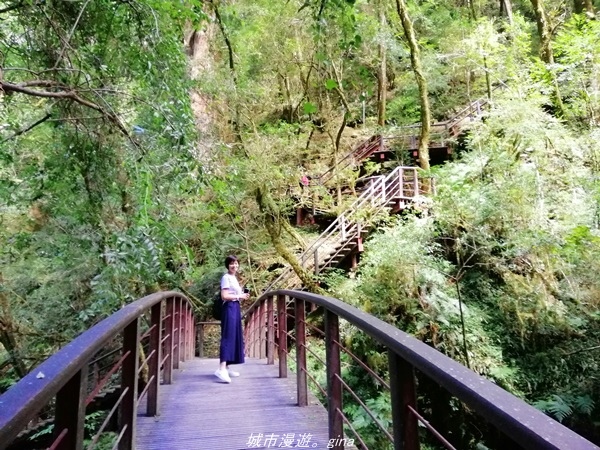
[136,358,330,450]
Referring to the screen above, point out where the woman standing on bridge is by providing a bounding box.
[215,255,249,383]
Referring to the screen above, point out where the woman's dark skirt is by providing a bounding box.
[219,300,245,365]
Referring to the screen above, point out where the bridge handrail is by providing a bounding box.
[245,289,599,450]
[0,291,195,450]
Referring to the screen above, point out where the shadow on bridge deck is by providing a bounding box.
[136,358,330,450]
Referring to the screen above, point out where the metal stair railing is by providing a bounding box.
[317,135,383,186]
[380,95,492,153]
[269,166,421,290]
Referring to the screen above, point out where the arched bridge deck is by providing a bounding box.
[136,358,330,450]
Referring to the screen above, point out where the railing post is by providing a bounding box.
[190,311,196,360]
[259,300,267,359]
[247,309,255,358]
[119,318,140,450]
[54,367,88,450]
[267,296,275,364]
[357,222,363,252]
[198,323,205,358]
[187,303,194,360]
[295,297,308,406]
[243,318,249,356]
[163,297,174,384]
[399,168,404,198]
[181,302,188,362]
[173,297,181,369]
[147,302,162,416]
[325,310,343,449]
[370,181,376,206]
[341,215,346,240]
[179,298,185,363]
[245,312,252,357]
[252,308,260,358]
[179,302,186,363]
[182,302,189,361]
[413,168,419,197]
[314,248,319,275]
[389,351,419,450]
[181,300,190,361]
[277,294,288,378]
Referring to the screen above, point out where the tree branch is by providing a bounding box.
[1,113,52,143]
[0,1,24,16]
[53,0,92,69]
[0,80,131,138]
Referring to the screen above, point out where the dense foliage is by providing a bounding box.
[1,0,600,446]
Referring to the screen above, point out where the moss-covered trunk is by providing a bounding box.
[395,0,431,174]
[255,186,320,292]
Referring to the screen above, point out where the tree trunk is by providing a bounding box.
[0,273,28,379]
[395,0,431,174]
[377,3,387,127]
[530,0,554,64]
[500,0,514,25]
[334,110,348,206]
[255,186,321,292]
[331,63,351,206]
[574,0,595,16]
[468,0,477,20]
[483,55,492,100]
[530,0,567,117]
[211,0,243,145]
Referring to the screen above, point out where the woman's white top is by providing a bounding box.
[221,273,242,301]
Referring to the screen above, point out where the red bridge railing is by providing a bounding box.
[0,291,195,450]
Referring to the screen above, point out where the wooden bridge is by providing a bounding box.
[136,358,331,450]
[1,290,598,450]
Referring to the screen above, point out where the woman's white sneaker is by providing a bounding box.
[214,368,231,383]
[227,369,240,377]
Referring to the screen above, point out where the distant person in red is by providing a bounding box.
[214,255,249,383]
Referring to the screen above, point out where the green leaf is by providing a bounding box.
[325,79,338,90]
[302,102,318,115]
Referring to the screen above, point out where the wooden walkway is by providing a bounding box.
[136,358,330,450]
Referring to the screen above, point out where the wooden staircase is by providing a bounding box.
[269,166,427,290]
[316,94,490,186]
[376,94,490,160]
[275,95,491,290]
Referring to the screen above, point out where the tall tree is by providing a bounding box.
[500,0,514,25]
[209,0,244,146]
[573,0,595,16]
[377,0,387,127]
[394,0,431,173]
[530,0,555,63]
